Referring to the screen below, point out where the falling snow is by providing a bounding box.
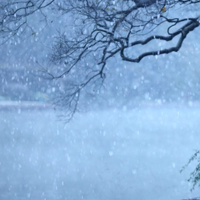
[0,1,200,200]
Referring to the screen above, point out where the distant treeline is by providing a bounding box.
[1,63,200,110]
[0,68,53,102]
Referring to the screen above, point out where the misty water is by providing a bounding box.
[0,106,199,200]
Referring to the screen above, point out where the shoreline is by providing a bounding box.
[0,101,53,110]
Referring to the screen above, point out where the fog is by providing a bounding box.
[1,1,200,200]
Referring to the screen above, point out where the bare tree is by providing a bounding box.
[1,0,200,119]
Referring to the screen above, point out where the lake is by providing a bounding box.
[0,105,199,200]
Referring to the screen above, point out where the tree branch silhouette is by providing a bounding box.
[1,0,200,119]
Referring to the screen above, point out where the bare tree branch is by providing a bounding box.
[1,0,200,120]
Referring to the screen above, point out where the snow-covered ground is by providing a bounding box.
[0,106,199,200]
